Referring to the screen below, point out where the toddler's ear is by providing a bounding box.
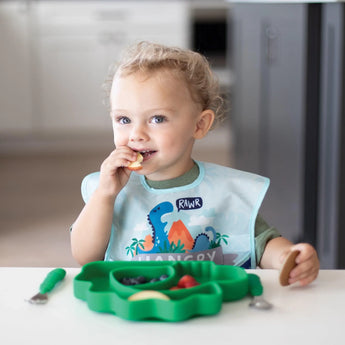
[194,110,215,139]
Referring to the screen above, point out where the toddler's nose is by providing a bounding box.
[129,125,149,142]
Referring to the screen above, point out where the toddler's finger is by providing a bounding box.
[289,267,319,286]
[289,258,319,285]
[290,243,315,264]
[103,149,137,170]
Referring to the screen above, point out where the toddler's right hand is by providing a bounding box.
[98,146,138,197]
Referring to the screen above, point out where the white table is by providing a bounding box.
[0,268,344,345]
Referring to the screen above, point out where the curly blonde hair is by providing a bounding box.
[103,41,226,129]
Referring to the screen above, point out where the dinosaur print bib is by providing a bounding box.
[81,161,270,269]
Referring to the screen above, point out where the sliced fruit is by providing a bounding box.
[127,152,143,171]
[128,290,170,301]
[177,275,200,288]
[169,286,182,291]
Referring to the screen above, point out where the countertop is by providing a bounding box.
[227,0,345,3]
[1,267,344,345]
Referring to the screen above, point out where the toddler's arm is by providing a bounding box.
[70,147,138,265]
[260,237,319,286]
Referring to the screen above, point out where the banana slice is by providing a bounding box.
[128,290,170,301]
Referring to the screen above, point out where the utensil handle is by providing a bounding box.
[248,273,263,296]
[39,268,66,294]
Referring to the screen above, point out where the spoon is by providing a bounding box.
[247,273,273,310]
[249,295,273,310]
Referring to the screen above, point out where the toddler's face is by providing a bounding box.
[110,70,203,181]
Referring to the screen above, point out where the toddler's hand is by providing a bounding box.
[98,146,138,197]
[281,243,319,286]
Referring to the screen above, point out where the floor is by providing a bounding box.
[0,126,232,267]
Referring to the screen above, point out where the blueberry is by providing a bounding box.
[129,278,140,285]
[136,276,147,284]
[121,275,167,285]
[121,277,132,285]
[150,278,159,283]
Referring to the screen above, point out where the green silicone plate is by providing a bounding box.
[74,261,264,322]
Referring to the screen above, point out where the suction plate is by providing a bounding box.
[74,261,263,322]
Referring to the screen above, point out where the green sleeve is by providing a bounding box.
[255,215,281,266]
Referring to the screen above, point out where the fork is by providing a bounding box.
[26,268,66,304]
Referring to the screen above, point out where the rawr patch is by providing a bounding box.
[176,197,203,212]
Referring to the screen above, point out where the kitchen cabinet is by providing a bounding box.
[35,34,111,132]
[0,1,33,133]
[34,1,189,133]
[0,1,189,135]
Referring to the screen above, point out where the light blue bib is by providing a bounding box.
[81,161,269,268]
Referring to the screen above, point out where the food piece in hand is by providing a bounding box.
[128,290,170,301]
[127,152,143,171]
[279,250,300,286]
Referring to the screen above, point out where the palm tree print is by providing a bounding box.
[126,238,145,257]
[216,233,229,246]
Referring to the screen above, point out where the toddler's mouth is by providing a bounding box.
[137,150,157,161]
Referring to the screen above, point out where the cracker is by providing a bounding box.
[279,250,300,286]
[127,152,143,171]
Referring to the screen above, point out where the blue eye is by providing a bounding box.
[118,116,131,124]
[152,115,166,124]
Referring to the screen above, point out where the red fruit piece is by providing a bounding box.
[177,275,200,288]
[184,280,200,288]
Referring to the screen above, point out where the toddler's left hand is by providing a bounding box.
[281,243,320,286]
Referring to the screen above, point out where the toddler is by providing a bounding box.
[71,41,319,286]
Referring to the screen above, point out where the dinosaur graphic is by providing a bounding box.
[133,202,226,257]
[188,226,217,252]
[137,201,173,254]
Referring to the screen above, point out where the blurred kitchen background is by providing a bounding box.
[1,0,344,269]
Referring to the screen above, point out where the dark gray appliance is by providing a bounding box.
[230,2,345,269]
